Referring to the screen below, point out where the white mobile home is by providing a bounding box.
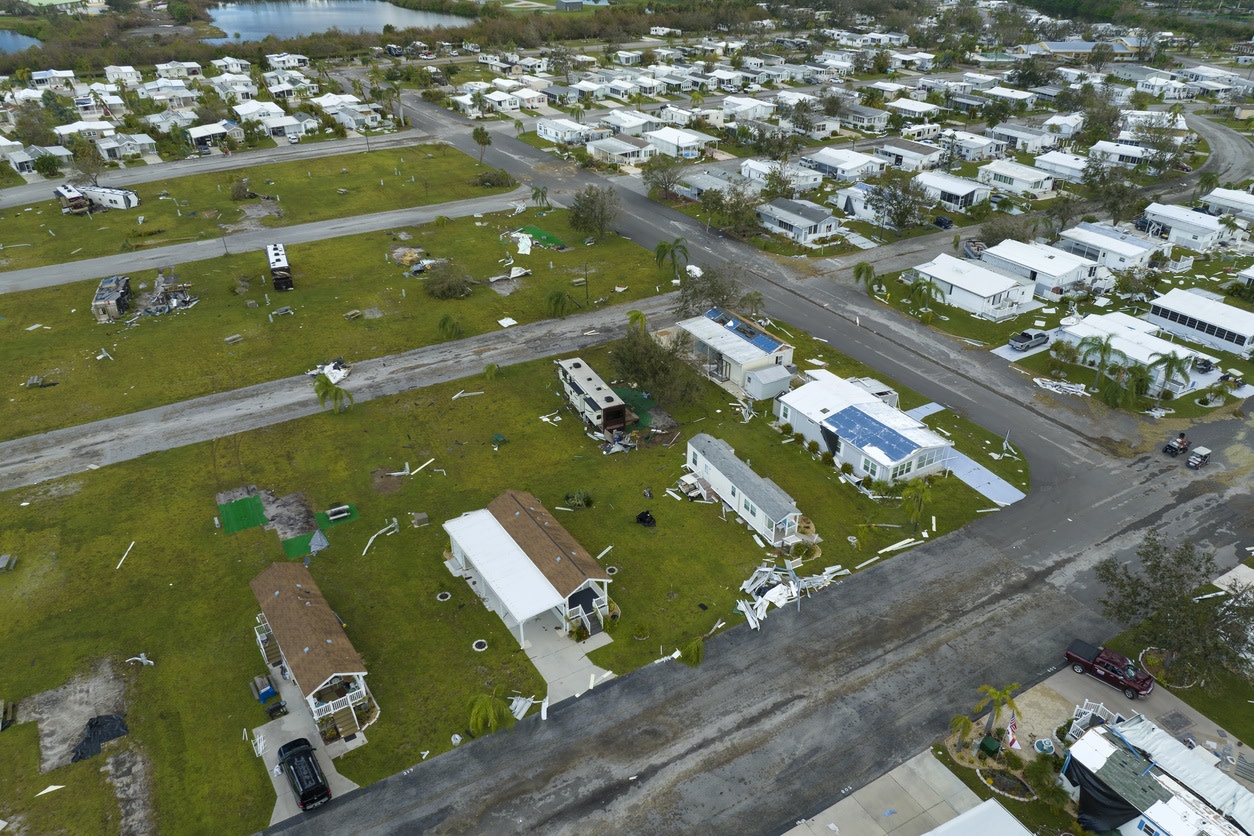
[1057,312,1216,394]
[1055,223,1161,272]
[556,357,628,433]
[909,253,1032,321]
[1146,288,1254,357]
[799,147,885,181]
[670,307,794,393]
[81,186,140,210]
[913,171,991,212]
[1141,202,1233,251]
[873,138,943,172]
[1033,150,1089,183]
[755,198,839,245]
[980,239,1102,298]
[775,369,951,484]
[977,159,1055,197]
[685,434,801,547]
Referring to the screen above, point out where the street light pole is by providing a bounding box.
[583,262,589,307]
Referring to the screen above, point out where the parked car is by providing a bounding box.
[933,215,955,230]
[287,134,300,145]
[418,52,436,60]
[1065,640,1155,699]
[1008,329,1048,351]
[278,738,332,811]
[1186,446,1211,469]
[1193,356,1215,373]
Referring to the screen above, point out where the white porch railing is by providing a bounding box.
[312,684,368,720]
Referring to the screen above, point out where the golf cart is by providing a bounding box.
[1186,447,1211,469]
[1163,432,1190,457]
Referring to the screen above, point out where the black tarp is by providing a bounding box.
[70,714,129,762]
[1063,755,1143,832]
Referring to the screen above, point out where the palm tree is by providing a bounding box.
[1197,170,1219,197]
[973,682,1022,737]
[627,309,648,332]
[547,289,574,318]
[570,103,585,124]
[438,314,463,340]
[738,290,765,318]
[531,185,549,209]
[313,374,354,414]
[680,637,704,667]
[908,276,943,312]
[471,125,491,164]
[1149,351,1192,397]
[654,236,689,283]
[467,691,516,737]
[470,90,489,119]
[689,89,705,109]
[852,261,879,296]
[950,714,975,750]
[513,118,524,137]
[1077,333,1122,389]
[1201,374,1240,406]
[899,478,932,533]
[1119,362,1154,409]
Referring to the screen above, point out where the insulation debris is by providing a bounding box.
[735,561,850,630]
[1034,377,1090,397]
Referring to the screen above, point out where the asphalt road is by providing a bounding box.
[0,187,526,294]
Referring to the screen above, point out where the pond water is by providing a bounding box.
[204,0,468,44]
[0,29,40,54]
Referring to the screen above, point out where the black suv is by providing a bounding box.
[278,738,331,811]
[933,216,955,230]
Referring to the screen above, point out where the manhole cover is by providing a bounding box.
[436,591,452,602]
[472,639,488,652]
[607,566,618,575]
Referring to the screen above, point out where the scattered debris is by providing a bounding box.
[508,695,534,720]
[36,785,65,797]
[450,390,483,400]
[361,518,399,556]
[735,561,850,629]
[307,359,350,384]
[487,266,532,283]
[413,458,435,475]
[115,541,135,570]
[1033,378,1089,397]
[124,653,154,667]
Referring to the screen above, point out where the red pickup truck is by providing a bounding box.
[1065,640,1155,699]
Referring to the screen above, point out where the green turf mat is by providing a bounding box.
[613,387,655,429]
[219,495,266,534]
[281,533,315,558]
[520,226,565,248]
[314,504,359,528]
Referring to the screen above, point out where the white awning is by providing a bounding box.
[444,510,563,624]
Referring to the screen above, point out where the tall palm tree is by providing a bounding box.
[1149,351,1192,396]
[654,237,689,283]
[531,185,549,209]
[973,682,1022,737]
[853,261,878,296]
[627,309,648,332]
[899,478,932,533]
[1077,333,1122,389]
[513,118,524,137]
[313,374,354,414]
[570,103,585,124]
[1197,170,1219,196]
[908,275,943,310]
[689,89,705,109]
[950,714,975,749]
[471,125,491,164]
[738,290,765,318]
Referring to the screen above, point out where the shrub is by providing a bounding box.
[425,264,474,299]
[779,422,793,435]
[821,451,835,466]
[792,432,805,444]
[807,440,820,455]
[1002,750,1024,771]
[840,462,854,475]
[476,167,515,188]
[564,490,594,509]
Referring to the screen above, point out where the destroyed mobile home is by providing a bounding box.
[91,270,200,324]
[555,357,645,454]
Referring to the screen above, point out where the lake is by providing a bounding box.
[0,29,40,54]
[204,0,469,44]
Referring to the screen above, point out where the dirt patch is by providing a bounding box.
[372,468,404,494]
[104,747,155,836]
[648,409,678,433]
[221,200,282,233]
[363,308,384,319]
[487,278,521,296]
[22,479,84,502]
[22,659,125,773]
[260,490,316,541]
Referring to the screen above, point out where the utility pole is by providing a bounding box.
[583,262,589,306]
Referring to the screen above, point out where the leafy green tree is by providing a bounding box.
[738,290,765,318]
[1096,531,1254,684]
[673,266,743,317]
[569,185,620,242]
[32,153,62,179]
[866,175,930,233]
[313,373,354,414]
[641,154,688,200]
[610,321,702,408]
[471,125,491,163]
[67,135,106,187]
[14,103,54,147]
[680,637,704,667]
[973,683,1021,737]
[468,691,516,737]
[654,236,689,283]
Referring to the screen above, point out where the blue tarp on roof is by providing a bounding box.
[824,405,920,462]
[703,309,781,353]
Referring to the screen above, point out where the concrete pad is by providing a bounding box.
[892,760,945,809]
[521,612,616,703]
[857,772,925,823]
[1010,683,1074,745]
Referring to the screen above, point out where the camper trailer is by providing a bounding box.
[267,243,293,291]
[556,357,628,433]
[81,186,140,210]
[54,184,91,214]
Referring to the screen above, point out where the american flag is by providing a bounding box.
[1007,711,1022,749]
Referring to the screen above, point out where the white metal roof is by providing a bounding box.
[1063,312,1214,367]
[677,314,777,365]
[443,510,564,624]
[1144,202,1221,232]
[915,171,986,197]
[915,253,1023,298]
[1059,224,1156,258]
[803,147,881,171]
[980,158,1053,182]
[1035,150,1088,170]
[1152,287,1254,337]
[983,239,1094,278]
[925,799,1032,835]
[1203,187,1254,212]
[779,368,879,424]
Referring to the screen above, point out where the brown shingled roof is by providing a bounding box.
[250,562,366,700]
[487,490,608,597]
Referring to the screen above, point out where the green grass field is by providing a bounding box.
[0,207,666,442]
[0,319,1020,834]
[0,145,508,272]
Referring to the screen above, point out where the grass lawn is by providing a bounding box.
[0,164,26,189]
[0,145,509,272]
[0,317,1022,834]
[0,207,667,441]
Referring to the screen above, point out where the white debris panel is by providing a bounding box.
[735,561,850,630]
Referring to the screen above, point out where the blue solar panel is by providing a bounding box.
[703,309,782,353]
[823,406,920,462]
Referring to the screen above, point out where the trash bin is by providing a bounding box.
[979,735,1001,757]
[252,674,276,704]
